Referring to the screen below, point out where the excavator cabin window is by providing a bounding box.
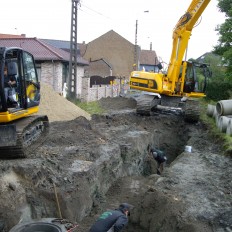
[184,62,196,93]
[183,61,210,94]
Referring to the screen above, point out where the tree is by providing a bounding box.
[213,0,232,79]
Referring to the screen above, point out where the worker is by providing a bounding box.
[89,203,132,232]
[4,65,17,105]
[150,147,167,175]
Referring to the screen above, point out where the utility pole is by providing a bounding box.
[134,19,138,71]
[68,0,80,98]
[134,11,149,71]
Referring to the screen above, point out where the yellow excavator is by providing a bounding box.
[0,47,49,158]
[130,0,212,122]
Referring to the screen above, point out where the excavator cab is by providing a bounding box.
[183,61,211,94]
[0,47,49,158]
[0,47,40,117]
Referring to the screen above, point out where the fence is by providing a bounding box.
[81,76,129,102]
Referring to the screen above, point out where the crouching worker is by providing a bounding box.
[89,203,132,232]
[150,148,167,175]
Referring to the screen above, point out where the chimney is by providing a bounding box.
[21,34,26,37]
[150,42,152,51]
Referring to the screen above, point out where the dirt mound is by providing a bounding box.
[99,96,137,112]
[37,83,91,122]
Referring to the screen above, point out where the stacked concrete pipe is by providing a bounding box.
[226,119,232,136]
[218,116,231,133]
[207,100,232,136]
[206,104,216,117]
[216,100,232,136]
[216,100,232,116]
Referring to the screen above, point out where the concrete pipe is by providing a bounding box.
[226,119,232,136]
[9,223,62,232]
[207,104,216,117]
[218,116,231,133]
[9,218,68,232]
[215,114,221,127]
[216,100,232,116]
[213,106,218,118]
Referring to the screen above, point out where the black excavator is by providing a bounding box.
[129,0,212,122]
[0,47,49,158]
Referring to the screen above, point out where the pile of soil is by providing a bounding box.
[37,83,91,122]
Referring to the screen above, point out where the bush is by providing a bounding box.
[206,80,232,101]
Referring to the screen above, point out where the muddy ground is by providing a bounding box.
[0,96,231,232]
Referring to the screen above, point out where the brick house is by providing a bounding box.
[140,49,159,72]
[79,30,159,79]
[0,36,88,96]
[80,30,135,79]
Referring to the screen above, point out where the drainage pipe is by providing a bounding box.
[216,100,232,116]
[206,104,215,117]
[218,116,231,133]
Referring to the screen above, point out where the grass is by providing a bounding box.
[200,99,232,157]
[72,99,106,115]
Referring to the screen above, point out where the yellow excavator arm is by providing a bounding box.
[167,0,211,91]
[129,0,212,120]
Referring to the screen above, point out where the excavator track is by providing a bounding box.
[136,95,160,116]
[184,99,200,123]
[135,94,200,122]
[136,95,153,116]
[0,115,49,158]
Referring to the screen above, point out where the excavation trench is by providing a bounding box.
[2,111,191,231]
[1,97,231,232]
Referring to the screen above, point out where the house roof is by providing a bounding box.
[140,50,158,65]
[0,33,26,38]
[90,30,134,46]
[41,39,71,50]
[41,38,88,65]
[0,37,88,65]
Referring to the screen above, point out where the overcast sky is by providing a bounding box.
[0,0,225,63]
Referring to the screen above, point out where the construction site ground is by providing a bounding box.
[0,84,231,232]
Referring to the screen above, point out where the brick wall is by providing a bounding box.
[40,61,63,94]
[40,61,85,98]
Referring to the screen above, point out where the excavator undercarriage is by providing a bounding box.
[135,94,200,123]
[0,115,49,158]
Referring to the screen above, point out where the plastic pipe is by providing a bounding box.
[216,100,232,116]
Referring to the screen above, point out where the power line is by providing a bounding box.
[81,3,111,19]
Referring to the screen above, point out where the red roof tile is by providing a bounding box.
[0,33,26,38]
[0,37,70,61]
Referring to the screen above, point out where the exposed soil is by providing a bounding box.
[0,90,231,232]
